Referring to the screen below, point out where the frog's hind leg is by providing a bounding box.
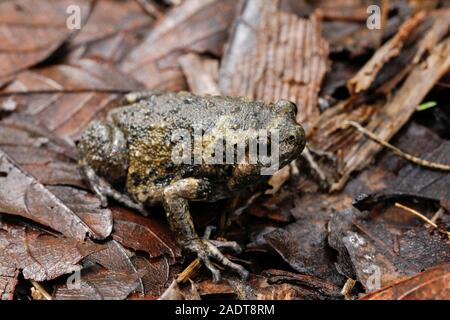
[163,178,249,282]
[79,159,149,216]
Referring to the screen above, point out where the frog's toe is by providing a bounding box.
[186,238,248,282]
[203,240,249,281]
[210,240,242,254]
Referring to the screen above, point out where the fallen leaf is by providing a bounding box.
[54,266,143,300]
[0,150,106,240]
[111,207,181,262]
[121,0,239,90]
[1,58,143,140]
[265,206,345,285]
[360,263,450,300]
[0,0,91,79]
[48,186,113,240]
[0,220,103,281]
[330,204,450,291]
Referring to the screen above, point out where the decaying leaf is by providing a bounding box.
[0,150,107,240]
[0,0,91,80]
[360,263,450,300]
[265,213,344,285]
[0,220,103,282]
[121,0,239,91]
[111,207,181,262]
[0,58,143,140]
[329,203,450,291]
[0,117,83,187]
[54,266,143,300]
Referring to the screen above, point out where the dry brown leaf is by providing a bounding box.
[54,266,143,300]
[0,0,91,79]
[111,207,181,262]
[0,220,103,282]
[360,263,450,300]
[121,0,239,91]
[0,150,108,240]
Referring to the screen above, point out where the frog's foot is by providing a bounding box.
[203,226,242,254]
[185,237,249,282]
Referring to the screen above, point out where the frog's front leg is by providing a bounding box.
[163,178,249,282]
[79,159,149,216]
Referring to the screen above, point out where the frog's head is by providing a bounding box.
[270,100,306,169]
[77,121,129,186]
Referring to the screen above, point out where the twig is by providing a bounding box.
[344,121,450,171]
[30,280,52,300]
[395,203,450,239]
[341,278,356,299]
[176,259,202,284]
[431,207,445,224]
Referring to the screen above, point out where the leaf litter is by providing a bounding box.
[0,0,449,300]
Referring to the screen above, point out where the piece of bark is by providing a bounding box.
[348,11,426,95]
[120,0,239,91]
[309,31,450,191]
[0,269,19,300]
[334,36,450,190]
[0,220,103,282]
[219,0,277,94]
[220,6,329,127]
[179,53,220,95]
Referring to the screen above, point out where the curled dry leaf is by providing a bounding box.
[265,215,344,285]
[0,220,103,282]
[360,263,450,300]
[0,0,91,79]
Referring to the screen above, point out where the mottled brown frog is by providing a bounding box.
[77,91,305,281]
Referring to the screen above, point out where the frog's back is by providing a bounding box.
[110,92,274,134]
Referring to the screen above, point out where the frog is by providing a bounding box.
[77,91,306,282]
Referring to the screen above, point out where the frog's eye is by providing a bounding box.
[274,100,297,116]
